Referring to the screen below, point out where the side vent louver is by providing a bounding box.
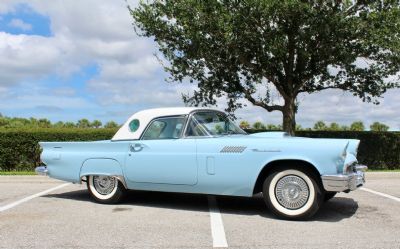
[220,146,247,153]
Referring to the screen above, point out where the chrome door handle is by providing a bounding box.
[130,143,144,152]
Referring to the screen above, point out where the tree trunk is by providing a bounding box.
[282,98,296,136]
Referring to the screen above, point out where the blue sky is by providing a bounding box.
[0,4,51,36]
[0,1,399,129]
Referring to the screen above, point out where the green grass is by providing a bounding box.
[367,169,400,172]
[0,171,36,175]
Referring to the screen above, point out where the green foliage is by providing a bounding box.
[64,122,76,128]
[329,122,341,131]
[245,129,400,170]
[253,121,266,130]
[313,121,328,131]
[0,128,117,171]
[295,124,302,131]
[340,125,350,131]
[77,119,91,128]
[38,118,51,128]
[104,121,119,129]
[370,121,390,132]
[0,115,118,129]
[350,121,365,131]
[0,171,37,175]
[54,121,65,128]
[91,120,103,128]
[131,1,400,135]
[239,120,250,129]
[267,124,282,130]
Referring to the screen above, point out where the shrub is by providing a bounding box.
[0,128,117,171]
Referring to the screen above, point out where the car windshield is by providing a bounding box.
[186,111,247,137]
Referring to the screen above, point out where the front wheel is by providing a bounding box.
[87,175,126,204]
[263,168,323,220]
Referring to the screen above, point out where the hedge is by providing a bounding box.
[0,128,117,171]
[0,128,398,171]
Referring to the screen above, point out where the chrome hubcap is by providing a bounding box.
[93,176,116,195]
[275,175,309,209]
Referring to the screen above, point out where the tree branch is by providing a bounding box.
[243,89,284,112]
[298,85,339,93]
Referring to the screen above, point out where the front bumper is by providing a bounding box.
[321,165,367,192]
[35,166,48,176]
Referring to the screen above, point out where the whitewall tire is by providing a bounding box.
[263,168,322,220]
[87,175,126,204]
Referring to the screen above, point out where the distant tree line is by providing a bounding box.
[0,113,391,132]
[240,120,390,132]
[0,114,120,129]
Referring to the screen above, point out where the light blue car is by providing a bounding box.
[36,107,367,220]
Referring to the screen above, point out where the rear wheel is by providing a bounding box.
[87,175,126,204]
[263,168,323,220]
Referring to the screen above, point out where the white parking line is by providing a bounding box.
[360,187,400,203]
[208,196,228,248]
[0,183,71,212]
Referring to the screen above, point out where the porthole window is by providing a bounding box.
[129,119,140,132]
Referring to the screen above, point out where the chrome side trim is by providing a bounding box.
[321,165,367,192]
[251,149,281,153]
[220,146,246,153]
[35,166,48,176]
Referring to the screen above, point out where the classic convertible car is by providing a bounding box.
[36,107,367,220]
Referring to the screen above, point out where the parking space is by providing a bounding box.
[0,172,399,248]
[361,172,400,198]
[0,176,63,207]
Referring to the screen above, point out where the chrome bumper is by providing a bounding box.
[321,165,367,192]
[35,166,48,176]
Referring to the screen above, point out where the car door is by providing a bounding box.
[124,116,198,185]
[185,111,255,195]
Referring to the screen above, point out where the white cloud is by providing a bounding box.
[0,0,156,90]
[0,32,66,85]
[0,93,95,110]
[8,18,32,31]
[51,87,76,96]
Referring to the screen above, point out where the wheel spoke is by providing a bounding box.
[93,176,116,195]
[275,175,309,210]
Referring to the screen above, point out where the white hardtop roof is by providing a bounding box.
[112,107,219,140]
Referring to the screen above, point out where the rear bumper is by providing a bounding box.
[35,166,48,176]
[321,165,367,192]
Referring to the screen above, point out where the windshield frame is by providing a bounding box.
[182,110,247,138]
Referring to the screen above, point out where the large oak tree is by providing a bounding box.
[130,0,400,135]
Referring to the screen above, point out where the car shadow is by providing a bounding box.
[44,190,358,222]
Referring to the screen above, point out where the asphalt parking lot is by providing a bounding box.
[0,172,399,249]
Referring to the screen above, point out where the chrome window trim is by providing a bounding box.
[182,110,247,139]
[139,115,188,140]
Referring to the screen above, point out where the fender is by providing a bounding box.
[80,158,127,188]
